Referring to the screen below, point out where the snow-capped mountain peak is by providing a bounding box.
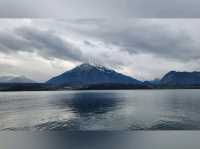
[47,63,141,86]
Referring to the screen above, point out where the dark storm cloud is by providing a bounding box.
[70,19,200,61]
[0,26,84,62]
[0,0,200,18]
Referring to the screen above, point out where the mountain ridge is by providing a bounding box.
[47,63,142,86]
[0,75,36,83]
[160,71,200,85]
[1,64,200,91]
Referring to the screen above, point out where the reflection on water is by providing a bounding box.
[0,90,200,130]
[51,92,119,114]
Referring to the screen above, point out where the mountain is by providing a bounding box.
[149,78,161,85]
[143,78,160,85]
[0,75,36,83]
[47,63,142,87]
[0,76,15,83]
[160,71,200,85]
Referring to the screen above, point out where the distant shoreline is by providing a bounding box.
[0,83,200,92]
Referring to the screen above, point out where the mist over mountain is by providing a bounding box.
[0,76,15,83]
[0,75,36,83]
[47,63,142,86]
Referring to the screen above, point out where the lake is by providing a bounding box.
[0,89,200,130]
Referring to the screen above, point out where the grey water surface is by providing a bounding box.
[0,90,200,130]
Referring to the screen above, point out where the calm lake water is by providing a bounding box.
[0,89,200,130]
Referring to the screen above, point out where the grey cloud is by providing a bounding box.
[1,19,200,81]
[72,19,200,61]
[0,0,200,18]
[0,26,84,62]
[0,30,31,53]
[84,40,97,47]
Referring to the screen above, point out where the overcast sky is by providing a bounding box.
[0,0,200,18]
[0,19,200,82]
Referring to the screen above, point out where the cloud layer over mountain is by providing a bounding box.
[0,19,200,81]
